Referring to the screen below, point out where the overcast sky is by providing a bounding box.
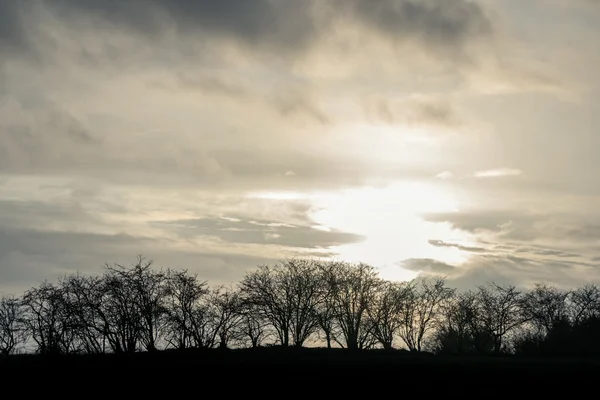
[1,0,599,295]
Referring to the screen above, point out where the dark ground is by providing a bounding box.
[2,347,599,385]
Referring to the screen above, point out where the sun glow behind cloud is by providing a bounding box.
[247,181,476,282]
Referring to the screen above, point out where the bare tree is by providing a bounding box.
[285,259,323,347]
[104,256,168,352]
[239,264,291,346]
[397,277,454,352]
[433,290,490,354]
[100,266,143,353]
[235,303,267,348]
[164,269,209,349]
[476,282,526,353]
[522,283,570,337]
[322,262,381,350]
[239,259,323,347]
[315,270,337,349]
[0,295,28,356]
[568,284,600,325]
[208,286,243,349]
[367,281,410,350]
[59,274,106,354]
[22,281,76,355]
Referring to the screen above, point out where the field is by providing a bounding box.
[2,347,598,383]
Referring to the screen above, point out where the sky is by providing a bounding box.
[1,0,600,295]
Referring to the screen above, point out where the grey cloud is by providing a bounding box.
[340,0,492,56]
[422,210,535,234]
[0,102,366,191]
[152,217,365,250]
[0,101,97,172]
[0,199,97,230]
[403,253,600,292]
[51,0,318,53]
[363,97,462,127]
[427,239,487,253]
[4,0,492,62]
[410,100,462,127]
[401,258,457,275]
[0,225,280,296]
[511,245,581,259]
[423,210,600,258]
[171,73,330,125]
[451,254,600,291]
[0,1,27,53]
[270,89,330,125]
[174,72,250,98]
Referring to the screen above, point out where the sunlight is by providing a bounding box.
[245,181,475,282]
[308,181,474,282]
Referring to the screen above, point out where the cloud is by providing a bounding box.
[0,225,284,295]
[401,258,457,275]
[435,171,454,180]
[340,0,492,58]
[473,168,523,178]
[151,216,365,250]
[427,239,487,253]
[2,0,492,62]
[362,96,463,128]
[401,251,600,291]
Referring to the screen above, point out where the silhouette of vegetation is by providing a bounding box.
[2,254,600,368]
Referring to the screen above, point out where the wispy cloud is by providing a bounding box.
[435,171,454,179]
[473,168,523,178]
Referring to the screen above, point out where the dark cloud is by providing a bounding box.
[410,100,461,127]
[152,217,365,249]
[427,239,487,253]
[2,0,492,62]
[170,73,330,125]
[340,0,492,56]
[362,97,461,127]
[511,245,581,259]
[422,210,534,234]
[0,102,97,172]
[0,1,27,53]
[401,258,457,275]
[53,0,318,52]
[0,199,97,230]
[0,225,281,295]
[402,252,600,292]
[423,210,600,245]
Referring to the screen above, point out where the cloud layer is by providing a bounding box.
[1,0,600,293]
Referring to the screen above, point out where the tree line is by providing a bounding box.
[1,255,599,357]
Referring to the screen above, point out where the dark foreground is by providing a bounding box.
[2,347,598,391]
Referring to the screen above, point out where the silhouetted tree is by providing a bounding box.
[164,269,209,349]
[433,290,494,354]
[285,259,323,347]
[476,283,526,353]
[315,264,339,349]
[0,295,28,356]
[22,281,76,355]
[209,285,243,349]
[100,266,143,353]
[58,274,107,354]
[239,259,323,347]
[235,303,266,348]
[568,284,600,325]
[397,277,454,352]
[323,262,381,350]
[367,281,411,350]
[522,283,569,337]
[104,256,168,352]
